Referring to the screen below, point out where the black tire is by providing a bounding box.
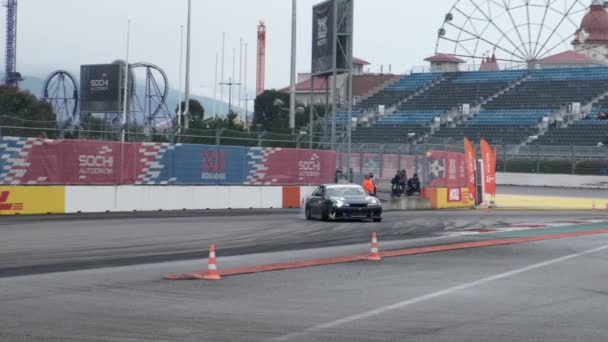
[373,218,382,223]
[305,206,312,220]
[321,206,330,221]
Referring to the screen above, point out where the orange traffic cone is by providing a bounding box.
[368,233,382,261]
[198,245,222,281]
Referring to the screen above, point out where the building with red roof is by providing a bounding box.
[572,0,608,63]
[424,53,466,72]
[280,58,399,106]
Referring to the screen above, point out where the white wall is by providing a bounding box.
[65,186,284,213]
[497,172,608,189]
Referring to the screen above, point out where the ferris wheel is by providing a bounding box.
[436,0,591,67]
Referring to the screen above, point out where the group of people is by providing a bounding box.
[335,167,354,184]
[334,168,421,197]
[391,170,421,197]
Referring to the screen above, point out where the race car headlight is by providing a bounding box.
[334,200,348,208]
[367,197,381,206]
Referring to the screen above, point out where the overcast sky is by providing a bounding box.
[2,0,589,100]
[2,0,445,99]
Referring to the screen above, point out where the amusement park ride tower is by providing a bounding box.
[4,0,21,87]
[256,21,266,96]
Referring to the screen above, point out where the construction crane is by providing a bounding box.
[4,0,22,87]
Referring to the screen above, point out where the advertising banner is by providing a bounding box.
[464,137,478,201]
[311,0,335,76]
[381,154,400,179]
[361,153,381,177]
[425,150,467,188]
[80,64,123,113]
[0,186,65,215]
[0,137,336,186]
[480,139,497,196]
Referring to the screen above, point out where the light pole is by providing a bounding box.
[184,0,192,129]
[121,19,131,143]
[177,25,184,129]
[289,0,297,132]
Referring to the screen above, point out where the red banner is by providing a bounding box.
[251,149,336,185]
[381,154,400,179]
[425,151,467,188]
[480,139,497,196]
[464,138,477,202]
[11,139,141,185]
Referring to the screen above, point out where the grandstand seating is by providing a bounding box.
[534,120,608,146]
[431,125,540,145]
[399,71,525,111]
[348,67,608,146]
[336,111,363,125]
[375,110,442,125]
[466,109,551,125]
[352,125,431,144]
[485,67,608,110]
[355,73,443,112]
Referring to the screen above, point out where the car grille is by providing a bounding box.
[349,203,368,208]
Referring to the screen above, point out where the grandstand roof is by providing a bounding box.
[424,54,466,63]
[281,74,398,97]
[353,57,370,66]
[537,50,598,64]
[573,3,608,45]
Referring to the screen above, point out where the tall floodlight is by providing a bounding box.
[121,19,131,142]
[309,0,354,150]
[289,0,297,131]
[177,25,184,129]
[184,0,192,129]
[4,0,21,87]
[220,32,226,116]
[256,22,267,96]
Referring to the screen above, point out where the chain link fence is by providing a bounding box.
[2,117,607,176]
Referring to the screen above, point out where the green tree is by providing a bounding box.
[0,85,58,138]
[253,90,291,132]
[175,99,205,126]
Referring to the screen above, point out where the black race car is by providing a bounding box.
[305,184,383,222]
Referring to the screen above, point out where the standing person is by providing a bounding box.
[368,172,377,196]
[399,170,407,197]
[391,172,401,198]
[362,175,375,195]
[335,167,343,184]
[348,168,354,183]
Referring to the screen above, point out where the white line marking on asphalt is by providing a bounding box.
[273,244,608,341]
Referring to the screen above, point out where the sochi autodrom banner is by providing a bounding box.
[0,137,336,186]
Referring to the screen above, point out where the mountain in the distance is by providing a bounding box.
[16,74,239,117]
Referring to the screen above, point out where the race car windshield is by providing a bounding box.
[326,187,367,197]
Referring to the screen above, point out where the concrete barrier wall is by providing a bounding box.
[497,172,608,189]
[4,183,466,216]
[65,186,285,213]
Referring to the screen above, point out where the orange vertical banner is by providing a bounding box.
[480,139,497,197]
[463,137,477,202]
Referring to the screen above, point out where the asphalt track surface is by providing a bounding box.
[2,209,608,341]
